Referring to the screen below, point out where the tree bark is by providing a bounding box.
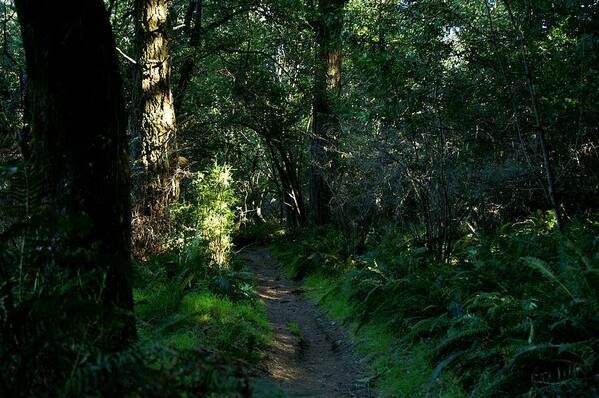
[309,0,346,225]
[15,0,135,347]
[175,0,203,112]
[267,139,306,227]
[131,0,177,254]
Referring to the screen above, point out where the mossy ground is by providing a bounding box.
[133,255,273,369]
[303,273,465,397]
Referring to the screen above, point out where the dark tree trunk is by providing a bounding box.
[15,0,135,347]
[175,0,203,112]
[267,139,306,228]
[309,0,346,225]
[131,0,177,255]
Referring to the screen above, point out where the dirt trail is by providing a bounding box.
[241,248,374,398]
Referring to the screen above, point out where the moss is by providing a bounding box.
[134,258,272,362]
[179,291,272,360]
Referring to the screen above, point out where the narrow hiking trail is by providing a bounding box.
[241,248,374,398]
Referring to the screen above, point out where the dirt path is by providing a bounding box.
[241,248,374,398]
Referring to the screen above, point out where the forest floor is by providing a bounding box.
[241,247,375,398]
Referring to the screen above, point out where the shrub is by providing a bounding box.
[272,212,599,396]
[170,163,237,268]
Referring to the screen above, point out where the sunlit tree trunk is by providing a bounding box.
[15,0,135,347]
[309,0,346,225]
[131,0,176,254]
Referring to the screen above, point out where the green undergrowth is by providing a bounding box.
[0,210,263,397]
[131,163,281,397]
[133,244,272,396]
[235,222,288,247]
[302,273,465,397]
[270,211,599,397]
[270,231,464,397]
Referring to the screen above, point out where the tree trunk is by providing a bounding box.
[267,139,306,227]
[282,152,306,227]
[175,0,203,112]
[131,0,177,255]
[15,0,135,347]
[309,0,346,225]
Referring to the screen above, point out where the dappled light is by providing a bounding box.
[0,0,597,397]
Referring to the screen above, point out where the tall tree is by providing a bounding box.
[131,0,176,254]
[309,0,347,225]
[15,0,135,347]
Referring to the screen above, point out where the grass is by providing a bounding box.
[133,252,273,364]
[130,246,280,397]
[135,287,271,360]
[180,291,272,360]
[303,273,465,398]
[287,321,302,337]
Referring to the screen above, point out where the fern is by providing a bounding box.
[270,214,599,396]
[521,256,575,299]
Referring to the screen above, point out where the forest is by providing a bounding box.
[0,0,598,397]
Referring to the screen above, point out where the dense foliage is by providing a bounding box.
[1,0,598,396]
[272,212,599,396]
[0,162,266,396]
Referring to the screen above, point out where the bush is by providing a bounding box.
[133,245,271,364]
[234,222,286,246]
[269,226,350,280]
[170,162,237,268]
[272,212,599,396]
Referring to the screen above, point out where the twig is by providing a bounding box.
[116,46,136,64]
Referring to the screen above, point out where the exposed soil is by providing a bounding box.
[241,247,374,398]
